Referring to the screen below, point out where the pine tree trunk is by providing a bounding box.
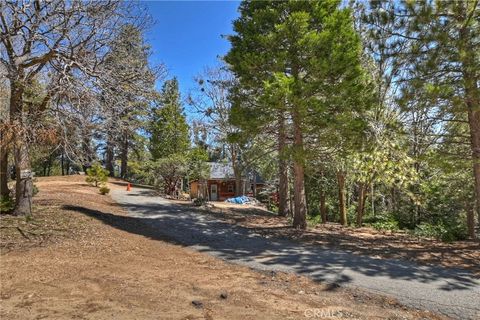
[105,139,115,177]
[234,171,242,197]
[337,170,347,226]
[467,200,475,240]
[319,183,327,224]
[82,135,93,172]
[230,146,242,197]
[390,187,396,213]
[289,184,294,218]
[120,134,128,179]
[467,109,480,238]
[61,152,65,176]
[292,161,307,229]
[459,21,479,238]
[47,156,52,176]
[65,159,70,175]
[278,111,289,216]
[356,183,368,227]
[252,170,257,198]
[291,109,307,229]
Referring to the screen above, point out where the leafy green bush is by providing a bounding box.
[307,214,323,227]
[412,223,445,240]
[86,163,109,187]
[0,195,14,213]
[346,206,357,227]
[193,197,207,206]
[412,222,467,242]
[366,214,400,232]
[99,185,110,195]
[267,203,278,214]
[371,220,399,232]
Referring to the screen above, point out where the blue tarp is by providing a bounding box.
[225,195,251,204]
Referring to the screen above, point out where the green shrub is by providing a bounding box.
[307,214,323,227]
[267,203,278,214]
[86,163,109,187]
[372,220,399,232]
[99,185,110,195]
[412,223,445,240]
[347,206,357,226]
[364,213,400,232]
[193,197,207,206]
[0,195,14,213]
[412,222,467,242]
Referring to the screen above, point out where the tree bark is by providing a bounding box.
[120,133,128,179]
[230,145,243,197]
[47,156,52,176]
[319,182,327,224]
[289,184,294,218]
[467,199,475,240]
[459,18,479,238]
[252,170,257,198]
[65,157,70,175]
[356,182,368,227]
[337,170,347,226]
[61,152,65,176]
[0,144,9,198]
[234,169,242,197]
[13,142,33,216]
[278,111,289,217]
[105,137,115,177]
[292,160,307,229]
[467,109,480,238]
[291,109,307,229]
[10,79,33,216]
[1,86,10,198]
[82,132,94,172]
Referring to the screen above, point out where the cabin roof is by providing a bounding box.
[206,162,264,184]
[209,162,234,179]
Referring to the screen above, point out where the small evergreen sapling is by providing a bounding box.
[99,185,110,195]
[86,163,109,187]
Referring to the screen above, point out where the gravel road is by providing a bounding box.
[111,188,480,319]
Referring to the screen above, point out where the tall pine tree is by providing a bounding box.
[364,0,479,238]
[226,0,366,228]
[102,24,157,178]
[149,78,190,160]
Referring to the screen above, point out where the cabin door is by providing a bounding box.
[210,184,218,201]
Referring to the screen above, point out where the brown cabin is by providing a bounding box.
[189,162,264,201]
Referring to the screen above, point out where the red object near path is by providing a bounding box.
[127,183,131,191]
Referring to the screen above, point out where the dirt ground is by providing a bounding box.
[192,201,480,276]
[1,176,446,319]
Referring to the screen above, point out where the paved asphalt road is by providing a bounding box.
[110,188,480,319]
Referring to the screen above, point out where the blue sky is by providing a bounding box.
[144,1,240,96]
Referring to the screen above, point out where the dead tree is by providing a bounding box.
[0,0,146,215]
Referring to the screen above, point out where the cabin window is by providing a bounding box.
[228,184,234,193]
